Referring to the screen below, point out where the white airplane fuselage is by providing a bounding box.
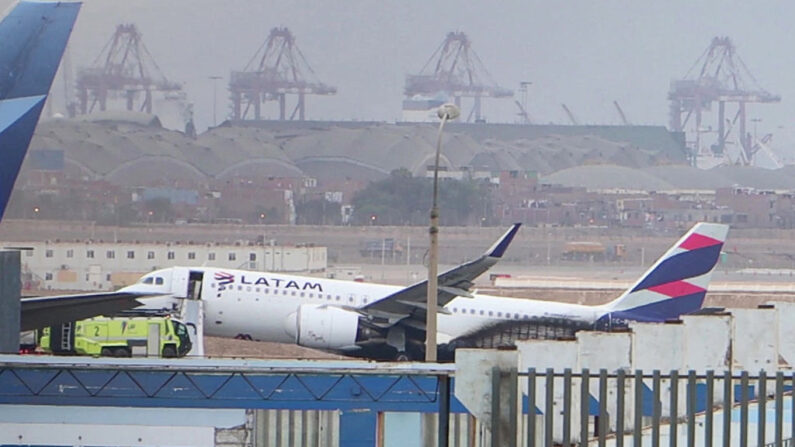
[128,266,600,348]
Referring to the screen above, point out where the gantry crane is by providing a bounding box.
[75,24,182,115]
[405,32,512,123]
[668,37,780,165]
[229,27,336,121]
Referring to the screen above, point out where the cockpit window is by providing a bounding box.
[143,277,154,285]
[155,277,164,285]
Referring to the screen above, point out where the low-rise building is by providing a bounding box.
[8,240,327,291]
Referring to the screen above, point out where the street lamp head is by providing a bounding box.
[437,103,460,120]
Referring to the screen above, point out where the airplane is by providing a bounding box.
[0,1,169,331]
[120,222,728,361]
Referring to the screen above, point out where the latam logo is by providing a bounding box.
[214,272,235,286]
[214,271,323,292]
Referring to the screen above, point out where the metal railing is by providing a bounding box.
[524,369,795,447]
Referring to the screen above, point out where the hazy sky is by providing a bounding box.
[6,1,795,156]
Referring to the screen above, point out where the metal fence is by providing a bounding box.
[1,355,794,447]
[525,369,794,447]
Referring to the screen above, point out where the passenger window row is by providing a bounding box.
[450,307,528,320]
[216,284,369,305]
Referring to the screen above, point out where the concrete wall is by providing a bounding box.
[631,322,688,419]
[631,322,684,372]
[577,332,632,372]
[681,314,732,373]
[455,349,519,447]
[507,305,794,443]
[517,340,580,443]
[578,332,633,434]
[769,302,795,367]
[731,307,779,372]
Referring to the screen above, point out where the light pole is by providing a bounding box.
[426,103,460,362]
[208,76,222,127]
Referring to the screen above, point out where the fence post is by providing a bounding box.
[775,371,784,447]
[563,369,572,447]
[670,370,679,447]
[528,368,536,447]
[545,369,554,447]
[652,370,661,447]
[439,374,451,447]
[740,371,749,447]
[580,368,590,447]
[616,370,625,447]
[598,369,608,447]
[705,370,714,447]
[687,370,696,447]
[633,370,642,447]
[758,370,767,447]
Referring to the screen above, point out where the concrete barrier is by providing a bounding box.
[730,307,779,371]
[516,340,579,443]
[577,331,632,434]
[455,349,519,447]
[768,302,795,367]
[631,322,688,420]
[681,314,732,373]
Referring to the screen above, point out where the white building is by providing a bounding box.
[6,240,327,291]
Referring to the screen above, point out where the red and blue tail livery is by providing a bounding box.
[601,223,729,324]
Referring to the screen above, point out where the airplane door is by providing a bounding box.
[187,270,203,300]
[171,267,190,298]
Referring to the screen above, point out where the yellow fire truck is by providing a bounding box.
[40,316,192,358]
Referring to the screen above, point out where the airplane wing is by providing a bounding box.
[359,223,521,328]
[20,291,158,331]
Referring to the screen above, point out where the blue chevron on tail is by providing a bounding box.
[0,1,81,221]
[601,222,730,323]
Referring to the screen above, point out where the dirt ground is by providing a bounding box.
[203,336,346,360]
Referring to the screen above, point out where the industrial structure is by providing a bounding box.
[229,27,336,121]
[668,36,780,167]
[403,32,513,123]
[74,24,185,117]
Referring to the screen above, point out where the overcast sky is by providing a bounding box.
[6,0,795,157]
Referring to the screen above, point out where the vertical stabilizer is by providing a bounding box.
[602,222,729,322]
[0,1,81,221]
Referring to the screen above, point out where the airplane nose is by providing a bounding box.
[284,312,297,340]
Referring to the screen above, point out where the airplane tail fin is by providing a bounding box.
[0,1,81,221]
[602,222,729,322]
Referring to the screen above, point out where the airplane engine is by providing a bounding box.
[285,304,363,350]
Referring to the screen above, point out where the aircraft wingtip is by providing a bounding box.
[487,223,522,258]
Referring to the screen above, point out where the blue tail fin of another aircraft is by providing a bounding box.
[602,222,730,323]
[0,1,81,221]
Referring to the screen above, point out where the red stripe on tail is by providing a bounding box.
[647,280,706,298]
[679,233,722,250]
